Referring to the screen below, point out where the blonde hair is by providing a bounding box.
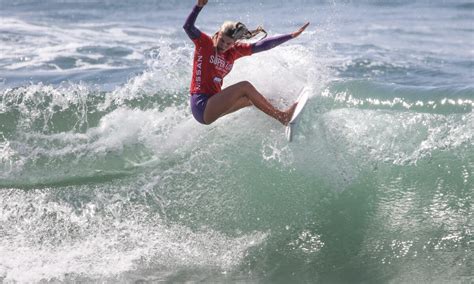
[220,21,237,35]
[217,21,267,41]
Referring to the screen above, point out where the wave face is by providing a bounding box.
[0,0,473,283]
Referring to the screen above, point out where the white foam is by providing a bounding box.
[0,189,267,282]
[0,17,165,71]
[226,43,330,102]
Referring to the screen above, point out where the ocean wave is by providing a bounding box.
[0,17,170,73]
[0,188,267,282]
[1,1,473,281]
[1,80,472,187]
[320,80,473,113]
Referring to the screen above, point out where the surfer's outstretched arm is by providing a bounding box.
[183,0,208,40]
[251,22,310,54]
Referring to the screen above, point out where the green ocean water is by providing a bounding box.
[1,0,473,283]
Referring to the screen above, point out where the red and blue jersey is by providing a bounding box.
[190,32,252,96]
[183,5,292,96]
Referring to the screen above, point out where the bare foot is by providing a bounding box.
[280,102,298,125]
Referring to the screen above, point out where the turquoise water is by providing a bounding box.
[0,0,472,283]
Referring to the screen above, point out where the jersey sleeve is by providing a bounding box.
[231,42,253,60]
[251,34,293,54]
[192,32,213,47]
[183,5,203,40]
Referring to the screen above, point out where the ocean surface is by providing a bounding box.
[0,0,473,283]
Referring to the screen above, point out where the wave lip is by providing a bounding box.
[322,80,473,114]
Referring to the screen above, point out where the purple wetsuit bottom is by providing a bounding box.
[190,94,209,124]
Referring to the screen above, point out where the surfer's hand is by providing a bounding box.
[197,0,208,7]
[291,22,310,38]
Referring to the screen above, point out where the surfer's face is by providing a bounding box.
[215,32,235,53]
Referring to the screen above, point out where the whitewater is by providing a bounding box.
[0,0,472,283]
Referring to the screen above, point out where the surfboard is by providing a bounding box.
[285,88,309,142]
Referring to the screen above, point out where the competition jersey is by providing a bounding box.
[190,32,252,96]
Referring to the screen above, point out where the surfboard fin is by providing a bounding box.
[285,123,294,142]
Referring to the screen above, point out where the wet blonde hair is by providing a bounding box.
[217,21,267,41]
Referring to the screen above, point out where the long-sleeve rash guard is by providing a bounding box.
[183,5,294,96]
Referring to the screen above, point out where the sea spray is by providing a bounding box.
[0,0,472,282]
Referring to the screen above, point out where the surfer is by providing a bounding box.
[184,0,309,125]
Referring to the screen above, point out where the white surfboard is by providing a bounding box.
[285,88,309,142]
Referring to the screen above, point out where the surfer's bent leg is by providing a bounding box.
[221,97,253,117]
[203,81,296,125]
